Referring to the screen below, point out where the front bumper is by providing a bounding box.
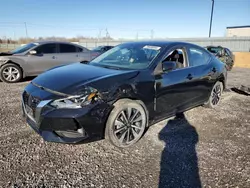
[21,91,112,144]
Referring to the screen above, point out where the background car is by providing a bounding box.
[0,41,100,83]
[92,46,114,54]
[205,45,234,71]
[22,41,227,148]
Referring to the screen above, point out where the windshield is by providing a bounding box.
[206,47,222,54]
[10,43,38,54]
[89,43,161,70]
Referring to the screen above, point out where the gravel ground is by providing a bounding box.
[0,67,249,188]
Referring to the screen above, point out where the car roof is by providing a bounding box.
[33,41,80,45]
[31,41,88,49]
[121,40,199,48]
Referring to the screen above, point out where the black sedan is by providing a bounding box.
[22,41,227,148]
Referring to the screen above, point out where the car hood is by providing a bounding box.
[0,52,24,58]
[32,63,139,94]
[0,52,13,56]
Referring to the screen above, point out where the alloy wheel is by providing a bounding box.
[2,67,20,82]
[211,84,222,105]
[113,107,144,145]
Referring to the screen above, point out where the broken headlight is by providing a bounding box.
[50,87,99,109]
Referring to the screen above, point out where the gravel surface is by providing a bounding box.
[0,67,249,188]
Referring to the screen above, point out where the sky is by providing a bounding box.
[0,0,249,39]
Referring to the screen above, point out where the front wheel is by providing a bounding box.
[105,99,147,148]
[0,63,23,83]
[204,81,223,108]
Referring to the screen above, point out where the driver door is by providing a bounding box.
[26,43,60,75]
[154,46,197,117]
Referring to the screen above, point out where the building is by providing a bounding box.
[226,25,250,37]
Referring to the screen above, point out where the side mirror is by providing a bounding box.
[162,61,177,72]
[29,50,37,55]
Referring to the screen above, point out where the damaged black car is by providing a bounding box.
[22,41,227,148]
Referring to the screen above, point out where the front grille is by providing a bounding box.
[22,91,41,118]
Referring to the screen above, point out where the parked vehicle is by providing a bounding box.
[22,41,227,148]
[0,41,100,83]
[92,45,114,54]
[205,45,234,71]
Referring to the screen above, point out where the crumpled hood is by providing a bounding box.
[32,63,139,94]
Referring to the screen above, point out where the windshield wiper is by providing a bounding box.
[101,65,121,70]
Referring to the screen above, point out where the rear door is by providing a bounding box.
[77,46,94,62]
[186,46,215,104]
[57,43,79,64]
[26,43,60,75]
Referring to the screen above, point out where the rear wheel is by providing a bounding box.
[105,99,147,148]
[0,63,23,83]
[204,81,223,108]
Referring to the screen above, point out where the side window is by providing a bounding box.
[35,44,57,54]
[77,47,83,52]
[188,47,210,67]
[225,48,232,56]
[77,47,88,52]
[59,44,77,53]
[163,48,186,69]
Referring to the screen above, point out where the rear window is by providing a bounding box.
[207,47,221,54]
[59,44,77,53]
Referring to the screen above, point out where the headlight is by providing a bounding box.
[50,87,99,109]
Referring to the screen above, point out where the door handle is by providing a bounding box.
[186,74,193,80]
[52,56,56,59]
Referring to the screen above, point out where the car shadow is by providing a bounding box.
[21,76,36,82]
[158,113,201,188]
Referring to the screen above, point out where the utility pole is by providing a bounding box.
[151,30,154,39]
[24,22,28,38]
[98,29,103,41]
[209,0,214,37]
[136,32,139,40]
[105,28,110,38]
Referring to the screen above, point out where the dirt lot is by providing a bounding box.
[0,68,249,187]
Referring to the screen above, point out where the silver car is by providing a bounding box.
[0,41,100,83]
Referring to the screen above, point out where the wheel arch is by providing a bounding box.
[109,97,149,127]
[217,73,226,90]
[0,61,25,78]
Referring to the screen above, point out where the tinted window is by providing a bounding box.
[77,47,83,52]
[188,48,210,66]
[35,44,57,54]
[59,44,77,53]
[225,48,232,56]
[207,47,221,54]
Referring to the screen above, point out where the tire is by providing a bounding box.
[0,63,23,83]
[105,99,147,148]
[204,81,223,108]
